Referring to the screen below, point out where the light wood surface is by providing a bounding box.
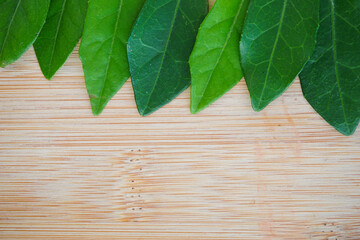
[1,3,360,238]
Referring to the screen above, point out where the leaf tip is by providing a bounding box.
[251,100,267,112]
[190,103,202,114]
[91,108,102,117]
[190,109,200,114]
[191,110,199,115]
[90,99,106,117]
[1,60,8,68]
[342,131,354,136]
[138,108,152,117]
[38,65,56,80]
[44,75,54,81]
[336,127,356,136]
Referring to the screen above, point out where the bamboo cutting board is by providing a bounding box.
[1,2,360,238]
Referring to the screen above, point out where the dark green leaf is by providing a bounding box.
[79,0,146,116]
[299,0,360,136]
[240,0,319,111]
[190,0,250,114]
[34,0,88,80]
[0,0,50,67]
[128,0,208,116]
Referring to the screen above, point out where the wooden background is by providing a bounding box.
[1,1,360,238]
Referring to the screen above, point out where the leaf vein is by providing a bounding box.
[142,0,182,114]
[257,0,288,109]
[0,0,22,62]
[95,0,124,114]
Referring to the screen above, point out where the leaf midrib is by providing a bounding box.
[95,0,124,114]
[142,0,182,114]
[257,0,288,109]
[195,0,246,109]
[330,0,351,133]
[0,0,22,63]
[46,0,68,77]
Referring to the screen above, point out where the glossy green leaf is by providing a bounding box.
[299,0,360,136]
[79,0,146,116]
[128,0,208,116]
[190,0,250,114]
[33,0,88,80]
[0,0,50,67]
[240,0,319,111]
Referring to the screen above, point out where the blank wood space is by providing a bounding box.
[0,3,359,238]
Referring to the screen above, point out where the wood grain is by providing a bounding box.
[1,2,360,238]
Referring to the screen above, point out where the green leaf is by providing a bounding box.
[240,0,319,111]
[299,0,360,136]
[0,0,50,67]
[79,0,146,116]
[33,0,88,80]
[128,0,208,116]
[190,0,250,114]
